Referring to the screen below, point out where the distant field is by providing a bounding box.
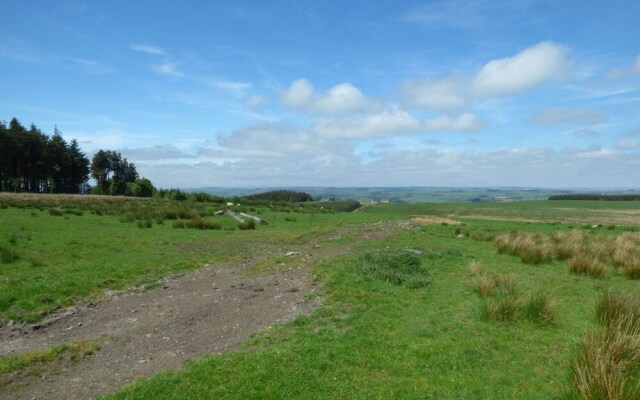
[1,194,639,399]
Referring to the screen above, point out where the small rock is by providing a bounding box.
[284,288,300,293]
[253,287,264,292]
[285,251,300,256]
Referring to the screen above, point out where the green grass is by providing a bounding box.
[2,195,640,398]
[0,339,99,377]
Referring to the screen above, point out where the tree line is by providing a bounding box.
[244,190,314,202]
[0,118,155,196]
[549,194,640,201]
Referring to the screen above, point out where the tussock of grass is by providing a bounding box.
[567,317,640,400]
[238,219,256,230]
[476,273,557,325]
[595,291,640,329]
[172,217,221,230]
[48,207,63,216]
[358,250,431,288]
[0,243,20,263]
[475,272,513,298]
[568,255,606,278]
[495,230,640,280]
[467,260,483,275]
[619,258,640,280]
[0,339,99,376]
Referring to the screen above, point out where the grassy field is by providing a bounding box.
[1,194,639,398]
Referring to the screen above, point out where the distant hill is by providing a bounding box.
[185,187,639,204]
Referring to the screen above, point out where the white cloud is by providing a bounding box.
[213,123,344,159]
[606,55,640,81]
[210,79,251,98]
[130,44,166,55]
[529,106,607,126]
[152,61,184,77]
[122,145,195,160]
[400,77,467,111]
[424,113,486,132]
[472,42,572,96]
[617,139,640,150]
[244,94,265,108]
[312,109,421,139]
[138,144,640,189]
[282,79,367,113]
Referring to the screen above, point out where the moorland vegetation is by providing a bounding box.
[1,194,639,399]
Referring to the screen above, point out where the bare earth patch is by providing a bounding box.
[0,221,401,400]
[1,262,319,400]
[411,215,461,225]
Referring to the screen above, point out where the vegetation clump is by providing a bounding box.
[475,272,557,325]
[172,217,221,230]
[358,250,431,288]
[238,219,256,230]
[495,230,640,279]
[567,291,640,400]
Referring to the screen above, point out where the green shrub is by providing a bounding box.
[358,250,431,288]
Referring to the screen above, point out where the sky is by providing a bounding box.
[2,0,640,189]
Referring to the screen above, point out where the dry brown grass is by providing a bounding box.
[568,255,607,278]
[495,229,640,280]
[467,260,483,275]
[567,292,640,399]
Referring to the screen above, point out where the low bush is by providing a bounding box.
[358,250,431,288]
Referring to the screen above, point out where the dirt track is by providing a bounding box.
[0,221,402,400]
[1,260,319,400]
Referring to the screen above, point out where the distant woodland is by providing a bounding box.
[0,118,154,196]
[548,194,640,201]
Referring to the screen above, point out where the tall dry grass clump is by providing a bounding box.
[619,258,640,280]
[568,254,606,278]
[467,260,483,276]
[567,291,640,400]
[495,229,640,280]
[475,273,557,325]
[494,232,553,264]
[475,272,513,298]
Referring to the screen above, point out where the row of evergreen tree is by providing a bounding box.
[0,118,154,196]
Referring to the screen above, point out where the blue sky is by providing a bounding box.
[2,0,640,188]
